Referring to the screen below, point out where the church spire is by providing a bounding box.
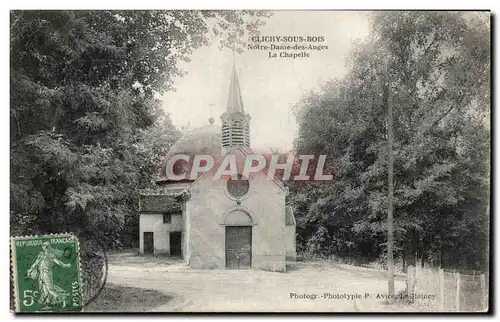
[221,48,251,149]
[226,64,245,114]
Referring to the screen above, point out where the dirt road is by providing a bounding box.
[105,252,407,312]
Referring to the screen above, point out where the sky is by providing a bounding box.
[162,11,372,152]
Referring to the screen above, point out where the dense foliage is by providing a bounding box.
[290,12,490,271]
[11,10,490,274]
[10,10,270,248]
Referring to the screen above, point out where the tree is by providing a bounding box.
[291,11,490,271]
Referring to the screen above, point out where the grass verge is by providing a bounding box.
[84,283,172,312]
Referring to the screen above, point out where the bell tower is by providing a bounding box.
[220,64,251,149]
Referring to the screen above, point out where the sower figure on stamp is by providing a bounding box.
[27,242,71,307]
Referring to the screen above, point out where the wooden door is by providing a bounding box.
[143,232,154,254]
[169,232,182,257]
[225,226,252,269]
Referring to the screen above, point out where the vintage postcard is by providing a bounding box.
[9,10,490,313]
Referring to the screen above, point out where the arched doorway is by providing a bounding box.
[224,210,253,269]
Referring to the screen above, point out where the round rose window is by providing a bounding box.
[227,178,250,197]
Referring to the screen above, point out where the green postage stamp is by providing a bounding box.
[10,233,83,313]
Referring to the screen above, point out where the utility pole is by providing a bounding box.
[386,58,395,297]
